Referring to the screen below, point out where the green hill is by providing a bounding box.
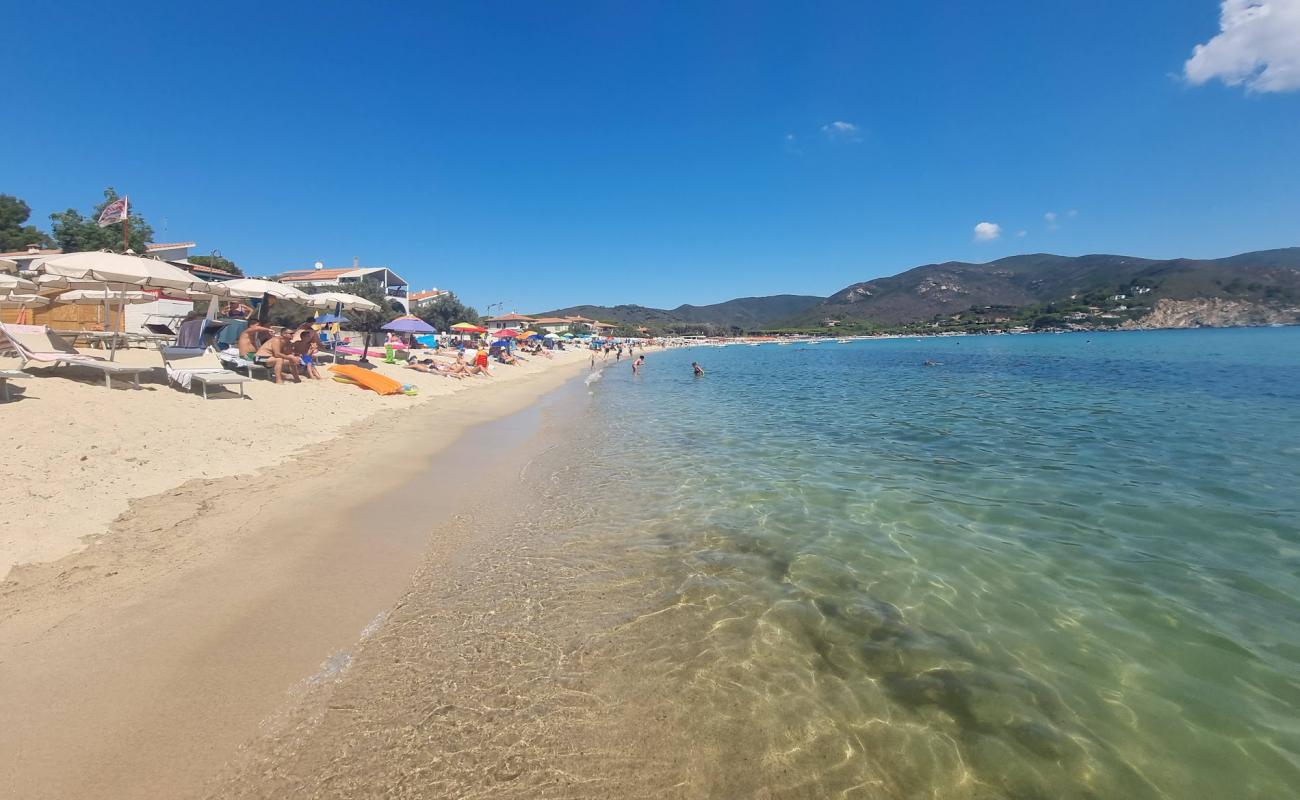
[777,248,1300,328]
[534,295,822,330]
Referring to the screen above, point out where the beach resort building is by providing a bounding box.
[0,246,64,272]
[561,315,600,333]
[409,288,452,310]
[532,317,574,334]
[276,259,410,312]
[484,312,537,331]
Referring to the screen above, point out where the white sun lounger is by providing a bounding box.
[215,349,270,380]
[161,347,252,399]
[0,322,151,389]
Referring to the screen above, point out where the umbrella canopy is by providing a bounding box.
[0,257,18,274]
[0,293,50,309]
[544,332,560,339]
[305,291,382,312]
[562,333,576,338]
[218,278,311,301]
[314,312,350,325]
[494,328,523,339]
[53,289,155,305]
[450,322,486,332]
[382,315,437,334]
[37,251,212,293]
[0,273,37,292]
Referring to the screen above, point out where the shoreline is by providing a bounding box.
[0,352,592,799]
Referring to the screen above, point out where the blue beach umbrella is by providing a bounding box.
[314,312,350,324]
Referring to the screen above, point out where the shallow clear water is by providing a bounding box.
[571,329,1300,798]
[218,329,1300,799]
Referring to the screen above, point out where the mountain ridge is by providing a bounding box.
[534,248,1300,331]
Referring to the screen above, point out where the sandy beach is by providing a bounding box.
[0,342,593,798]
[1,345,589,579]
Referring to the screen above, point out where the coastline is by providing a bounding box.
[0,350,592,799]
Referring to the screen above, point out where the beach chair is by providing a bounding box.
[215,349,270,379]
[0,322,152,389]
[160,347,252,399]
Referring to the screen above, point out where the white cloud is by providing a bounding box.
[821,121,863,142]
[1067,209,1078,218]
[1185,0,1300,93]
[1044,211,1059,230]
[1016,229,1028,238]
[973,222,1002,242]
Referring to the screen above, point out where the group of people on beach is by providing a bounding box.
[234,320,323,384]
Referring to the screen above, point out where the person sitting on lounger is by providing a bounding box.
[292,322,323,380]
[237,320,274,361]
[255,330,302,384]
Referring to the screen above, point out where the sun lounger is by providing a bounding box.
[161,347,252,399]
[0,322,151,389]
[0,368,25,401]
[215,349,270,379]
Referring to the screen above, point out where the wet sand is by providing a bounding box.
[0,358,590,799]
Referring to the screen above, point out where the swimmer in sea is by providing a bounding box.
[692,362,704,377]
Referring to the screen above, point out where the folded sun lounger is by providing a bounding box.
[161,347,252,399]
[0,322,151,389]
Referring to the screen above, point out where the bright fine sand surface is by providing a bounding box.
[0,342,591,799]
[0,345,586,579]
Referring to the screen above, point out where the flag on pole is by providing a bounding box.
[97,196,129,227]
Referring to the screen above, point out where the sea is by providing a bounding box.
[218,327,1300,799]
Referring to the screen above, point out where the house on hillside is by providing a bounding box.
[277,260,410,311]
[484,312,537,331]
[409,288,452,309]
[532,316,574,333]
[562,315,600,333]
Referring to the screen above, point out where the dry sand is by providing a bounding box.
[0,343,588,579]
[0,341,593,798]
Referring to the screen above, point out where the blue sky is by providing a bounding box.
[5,1,1298,312]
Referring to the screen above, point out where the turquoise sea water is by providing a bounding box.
[572,329,1300,798]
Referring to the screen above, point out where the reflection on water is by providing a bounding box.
[215,329,1300,799]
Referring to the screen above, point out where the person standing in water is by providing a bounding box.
[632,354,644,375]
[692,362,704,377]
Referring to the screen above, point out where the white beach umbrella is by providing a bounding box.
[37,251,213,292]
[0,293,50,309]
[51,289,155,334]
[0,273,37,292]
[304,291,381,313]
[218,278,311,301]
[0,257,19,274]
[53,289,156,304]
[36,252,215,359]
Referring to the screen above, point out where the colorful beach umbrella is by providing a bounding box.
[494,328,523,338]
[450,322,486,333]
[382,315,437,334]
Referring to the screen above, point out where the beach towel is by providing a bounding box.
[177,318,205,349]
[215,318,247,346]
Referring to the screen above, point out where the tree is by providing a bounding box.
[0,194,55,252]
[412,292,481,332]
[188,254,244,277]
[49,187,154,254]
